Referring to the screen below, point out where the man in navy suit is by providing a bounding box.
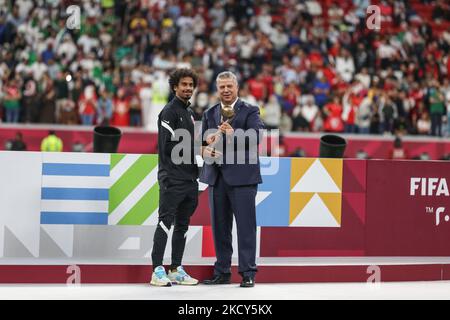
[200,71,264,287]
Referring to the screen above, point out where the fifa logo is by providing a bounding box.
[410,178,449,197]
[410,178,449,226]
[426,207,449,226]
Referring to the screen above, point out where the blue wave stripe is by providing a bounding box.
[41,188,109,200]
[42,163,109,176]
[40,212,108,225]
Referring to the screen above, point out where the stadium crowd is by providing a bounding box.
[0,0,449,136]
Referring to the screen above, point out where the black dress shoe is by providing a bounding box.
[203,274,231,285]
[240,276,255,288]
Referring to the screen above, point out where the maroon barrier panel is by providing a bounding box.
[259,159,367,257]
[283,136,450,160]
[1,126,450,159]
[0,126,156,153]
[231,159,450,258]
[365,160,450,256]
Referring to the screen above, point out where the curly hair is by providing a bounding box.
[168,68,198,92]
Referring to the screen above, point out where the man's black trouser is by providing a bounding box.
[151,178,198,270]
[209,172,258,279]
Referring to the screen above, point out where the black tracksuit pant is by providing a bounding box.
[151,178,198,270]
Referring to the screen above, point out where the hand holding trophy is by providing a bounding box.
[203,105,235,158]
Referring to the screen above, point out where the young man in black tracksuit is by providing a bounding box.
[150,69,200,286]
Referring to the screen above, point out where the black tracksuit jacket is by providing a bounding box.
[157,96,199,183]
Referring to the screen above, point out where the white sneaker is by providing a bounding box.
[150,266,172,287]
[168,266,199,285]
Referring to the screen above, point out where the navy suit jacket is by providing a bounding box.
[200,99,265,186]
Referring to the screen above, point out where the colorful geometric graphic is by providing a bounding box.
[7,150,450,269]
[40,153,110,225]
[289,158,343,227]
[259,159,365,257]
[108,154,159,225]
[342,159,367,225]
[256,157,291,226]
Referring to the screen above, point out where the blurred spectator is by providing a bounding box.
[419,152,431,160]
[298,96,319,130]
[380,95,398,134]
[305,0,323,17]
[370,107,382,135]
[271,135,287,157]
[290,147,306,158]
[41,130,63,152]
[443,115,449,138]
[262,95,281,130]
[281,82,301,114]
[279,110,293,134]
[2,78,21,123]
[72,141,85,152]
[355,149,369,159]
[30,56,48,83]
[129,94,142,127]
[355,68,371,89]
[193,86,210,117]
[328,2,344,26]
[313,71,330,108]
[5,131,27,151]
[312,109,324,132]
[417,112,432,135]
[428,81,445,136]
[446,85,450,137]
[22,75,38,123]
[432,0,450,24]
[247,73,267,102]
[292,110,310,132]
[96,89,113,126]
[393,116,410,136]
[323,95,344,133]
[148,71,169,131]
[336,48,355,83]
[0,0,447,141]
[356,94,372,134]
[111,88,130,127]
[59,99,78,125]
[40,74,57,124]
[389,136,409,159]
[342,90,359,133]
[239,85,258,106]
[55,71,70,122]
[78,85,97,126]
[209,2,226,29]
